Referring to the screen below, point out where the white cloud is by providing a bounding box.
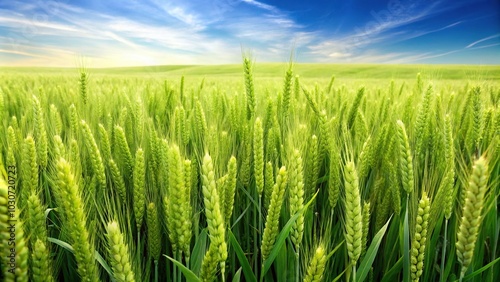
[469,43,500,50]
[466,34,500,48]
[0,15,81,33]
[329,52,352,59]
[148,0,204,29]
[240,0,278,13]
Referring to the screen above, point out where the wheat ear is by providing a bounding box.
[456,157,489,279]
[106,221,136,282]
[261,166,288,261]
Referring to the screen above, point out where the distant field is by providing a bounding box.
[2,63,500,80]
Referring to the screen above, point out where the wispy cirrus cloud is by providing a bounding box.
[466,34,500,48]
[395,33,500,64]
[305,0,499,64]
[241,0,278,13]
[0,0,313,66]
[306,1,447,62]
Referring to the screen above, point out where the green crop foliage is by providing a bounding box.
[0,63,498,282]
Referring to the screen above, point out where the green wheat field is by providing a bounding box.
[1,62,499,282]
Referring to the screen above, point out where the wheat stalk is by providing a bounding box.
[50,104,63,136]
[106,221,136,282]
[281,64,293,120]
[456,156,489,279]
[181,158,193,260]
[261,166,288,261]
[98,123,112,162]
[133,148,146,230]
[79,68,88,104]
[411,191,430,282]
[114,125,134,176]
[303,244,327,282]
[81,120,107,190]
[200,153,227,280]
[347,87,365,129]
[254,117,265,196]
[358,136,372,179]
[147,202,161,261]
[32,239,55,282]
[396,120,414,194]
[69,104,79,137]
[26,192,48,244]
[109,158,127,203]
[264,161,274,209]
[14,218,29,282]
[344,161,362,265]
[54,158,98,282]
[223,156,237,224]
[33,95,48,169]
[361,201,371,256]
[53,135,66,159]
[243,57,255,120]
[21,136,37,207]
[306,135,319,197]
[289,149,305,251]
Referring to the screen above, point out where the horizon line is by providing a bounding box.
[2,62,500,70]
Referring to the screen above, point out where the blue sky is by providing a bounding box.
[0,0,499,67]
